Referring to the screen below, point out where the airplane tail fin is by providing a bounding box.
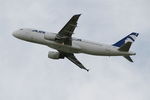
[112,32,139,47]
[112,32,139,62]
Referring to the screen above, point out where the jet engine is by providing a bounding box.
[48,51,64,59]
[44,33,57,41]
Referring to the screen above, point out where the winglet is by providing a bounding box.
[65,53,89,72]
[74,14,81,16]
[86,69,89,72]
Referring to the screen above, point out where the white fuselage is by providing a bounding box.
[13,28,135,56]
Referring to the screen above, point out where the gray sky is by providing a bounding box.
[0,0,150,100]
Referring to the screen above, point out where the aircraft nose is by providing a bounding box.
[12,30,19,38]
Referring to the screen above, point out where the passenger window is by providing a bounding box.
[32,30,38,32]
[39,31,45,34]
[77,39,82,41]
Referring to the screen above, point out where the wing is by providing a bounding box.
[65,53,89,72]
[55,15,88,71]
[56,14,81,45]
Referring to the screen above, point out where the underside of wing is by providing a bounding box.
[56,14,81,45]
[65,53,89,72]
[54,14,89,72]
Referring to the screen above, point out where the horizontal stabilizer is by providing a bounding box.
[118,42,132,52]
[123,56,133,62]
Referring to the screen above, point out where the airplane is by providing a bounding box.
[12,14,139,72]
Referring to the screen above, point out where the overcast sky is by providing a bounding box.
[0,0,150,100]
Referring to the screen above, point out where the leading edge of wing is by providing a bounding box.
[55,14,81,45]
[65,53,89,72]
[58,14,81,37]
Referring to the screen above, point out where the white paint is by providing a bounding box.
[12,28,136,57]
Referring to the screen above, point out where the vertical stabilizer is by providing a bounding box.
[113,32,139,47]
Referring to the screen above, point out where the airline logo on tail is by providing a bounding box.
[113,32,139,47]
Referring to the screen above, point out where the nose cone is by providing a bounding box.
[12,30,19,38]
[12,31,16,37]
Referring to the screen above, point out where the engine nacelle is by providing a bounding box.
[48,51,64,59]
[44,32,57,41]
